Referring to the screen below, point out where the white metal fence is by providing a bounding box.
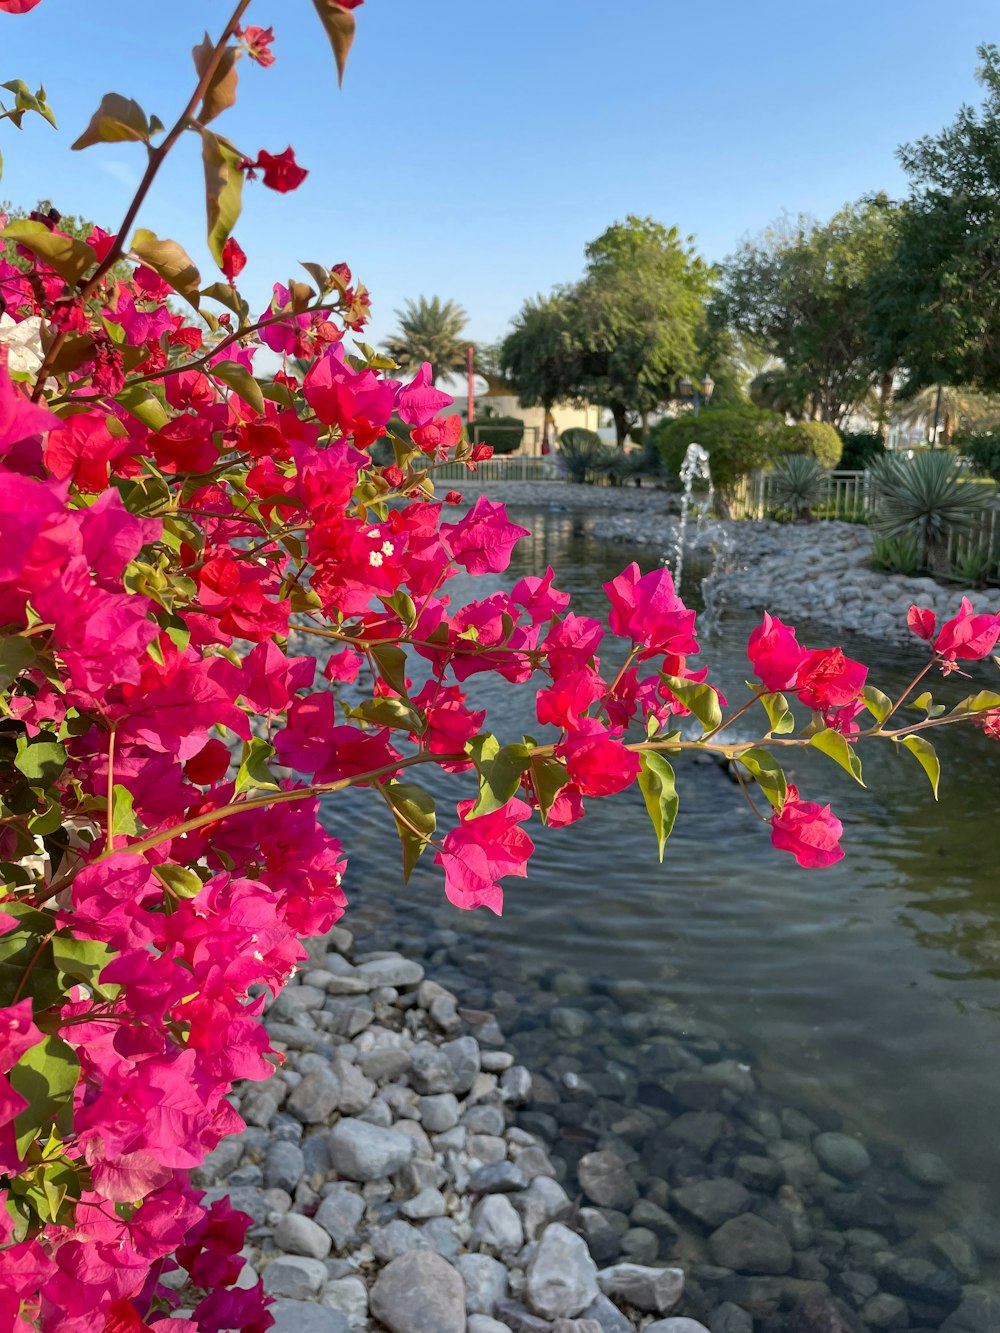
[433,454,558,484]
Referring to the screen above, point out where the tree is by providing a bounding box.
[893,383,1000,446]
[714,197,896,428]
[385,295,469,385]
[573,216,713,447]
[0,199,133,284]
[498,292,579,448]
[867,45,1000,395]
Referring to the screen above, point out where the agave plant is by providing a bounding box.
[769,455,829,521]
[870,533,923,576]
[557,428,612,484]
[868,452,995,576]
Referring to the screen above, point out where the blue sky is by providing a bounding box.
[2,0,997,353]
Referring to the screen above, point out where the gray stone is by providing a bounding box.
[901,1147,952,1187]
[321,1275,368,1327]
[263,1255,329,1299]
[274,984,327,1017]
[580,1208,623,1266]
[767,1139,822,1188]
[674,1178,751,1230]
[455,1252,510,1315]
[618,1226,656,1265]
[287,1068,342,1123]
[551,1006,590,1038]
[644,1322,711,1333]
[785,1292,858,1332]
[526,1222,600,1319]
[496,1298,557,1332]
[442,1035,481,1092]
[734,1154,783,1191]
[268,1299,350,1333]
[500,1064,533,1103]
[812,1133,871,1181]
[401,1187,446,1219]
[577,1150,638,1210]
[823,1187,895,1233]
[331,1057,375,1115]
[596,1263,685,1314]
[265,1141,306,1193]
[418,1093,460,1132]
[420,1214,462,1260]
[468,1319,516,1333]
[357,1046,412,1081]
[669,1110,730,1153]
[708,1214,793,1275]
[940,1292,1000,1332]
[369,1250,466,1333]
[273,1212,332,1261]
[879,1256,962,1313]
[322,996,374,1039]
[515,1175,572,1240]
[464,1103,506,1135]
[469,1161,528,1194]
[930,1229,981,1282]
[327,1117,414,1180]
[371,1219,432,1261]
[355,954,425,988]
[471,1193,525,1254]
[707,1302,753,1333]
[861,1292,909,1330]
[580,1293,632,1333]
[960,1212,1000,1259]
[833,1270,878,1308]
[552,1322,604,1333]
[630,1198,679,1242]
[315,1186,364,1249]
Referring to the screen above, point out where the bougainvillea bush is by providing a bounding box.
[0,2,998,1329]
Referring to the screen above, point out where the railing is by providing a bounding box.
[433,454,558,484]
[948,505,1000,584]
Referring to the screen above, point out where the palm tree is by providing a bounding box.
[894,384,1000,445]
[385,296,469,385]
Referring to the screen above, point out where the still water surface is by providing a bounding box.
[321,506,1000,1220]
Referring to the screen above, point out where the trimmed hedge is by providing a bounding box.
[652,407,844,490]
[468,415,524,455]
[838,429,885,471]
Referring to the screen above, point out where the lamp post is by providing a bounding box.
[677,373,715,418]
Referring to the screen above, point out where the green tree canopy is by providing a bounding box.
[572,216,713,447]
[714,197,895,428]
[385,295,469,385]
[497,293,580,446]
[867,45,1000,395]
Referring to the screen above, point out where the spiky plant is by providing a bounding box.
[557,428,611,484]
[868,452,995,576]
[770,455,829,521]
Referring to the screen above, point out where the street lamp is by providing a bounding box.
[677,373,715,418]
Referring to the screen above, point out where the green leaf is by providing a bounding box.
[152,864,205,900]
[72,92,151,149]
[468,736,532,817]
[130,229,201,311]
[111,784,139,839]
[201,281,245,316]
[369,643,407,697]
[0,635,34,692]
[310,0,357,85]
[759,690,795,735]
[14,736,66,788]
[0,906,59,1010]
[51,934,118,1000]
[636,752,678,862]
[527,754,569,823]
[900,734,940,799]
[212,360,264,415]
[383,782,436,883]
[235,737,277,794]
[660,674,722,733]
[735,747,788,810]
[116,383,170,430]
[193,33,240,125]
[201,129,244,267]
[861,684,892,725]
[809,728,864,786]
[354,698,423,732]
[909,691,945,718]
[949,690,1000,717]
[9,1036,79,1157]
[2,220,94,286]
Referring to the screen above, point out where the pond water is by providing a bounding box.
[319,505,1000,1276]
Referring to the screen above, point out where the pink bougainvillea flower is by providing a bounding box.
[555,717,640,797]
[434,797,534,914]
[323,647,364,684]
[536,666,607,731]
[795,646,867,711]
[511,566,570,625]
[907,605,937,641]
[603,562,698,657]
[250,146,308,193]
[395,363,452,428]
[44,411,121,492]
[0,1,44,13]
[747,613,806,692]
[440,495,528,576]
[0,359,58,452]
[979,709,1000,741]
[770,784,844,868]
[221,236,247,280]
[237,23,276,66]
[932,598,1000,662]
[410,412,462,458]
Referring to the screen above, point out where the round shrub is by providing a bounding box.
[784,421,843,470]
[651,405,788,491]
[956,428,1000,482]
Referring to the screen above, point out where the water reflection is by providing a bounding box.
[320,504,1000,1212]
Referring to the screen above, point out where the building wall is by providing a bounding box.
[469,395,606,454]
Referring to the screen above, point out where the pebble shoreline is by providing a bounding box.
[170,483,999,1333]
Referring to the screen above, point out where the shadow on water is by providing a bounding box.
[317,504,1000,1224]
